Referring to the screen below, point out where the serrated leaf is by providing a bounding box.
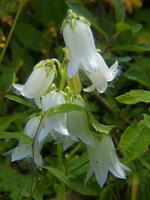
[125,58,150,88]
[119,114,150,161]
[116,90,150,104]
[0,131,32,143]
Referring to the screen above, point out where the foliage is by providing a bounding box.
[0,0,150,199]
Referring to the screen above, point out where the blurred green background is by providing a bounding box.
[0,0,150,199]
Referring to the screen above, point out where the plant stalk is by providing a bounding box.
[0,2,23,64]
[57,143,66,200]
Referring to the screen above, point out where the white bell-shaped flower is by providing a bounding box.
[67,97,94,146]
[48,96,94,149]
[13,60,55,105]
[38,91,69,143]
[86,136,130,187]
[10,116,45,166]
[63,17,118,93]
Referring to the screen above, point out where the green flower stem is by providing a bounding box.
[57,143,66,200]
[28,114,45,199]
[0,2,23,65]
[67,143,83,158]
[59,66,67,91]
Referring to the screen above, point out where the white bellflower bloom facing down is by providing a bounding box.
[13,60,55,105]
[63,13,118,93]
[10,116,45,166]
[67,97,94,146]
[38,91,69,143]
[86,136,130,187]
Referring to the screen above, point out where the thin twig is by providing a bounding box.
[0,2,23,64]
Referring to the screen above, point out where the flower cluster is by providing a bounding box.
[8,10,129,187]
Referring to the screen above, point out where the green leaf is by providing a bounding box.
[111,0,125,22]
[116,22,142,34]
[131,24,143,34]
[0,163,31,200]
[0,0,17,17]
[89,113,114,134]
[15,23,44,51]
[30,0,66,26]
[44,166,69,185]
[142,114,150,128]
[125,58,150,88]
[113,44,150,52]
[5,94,37,108]
[68,152,89,176]
[116,90,150,104]
[116,22,131,32]
[44,166,99,196]
[119,114,150,161]
[0,115,18,131]
[0,131,32,143]
[45,103,85,117]
[68,179,99,196]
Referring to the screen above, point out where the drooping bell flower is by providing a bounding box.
[10,116,45,166]
[86,136,130,187]
[13,60,55,106]
[38,91,69,143]
[62,10,118,93]
[67,97,94,146]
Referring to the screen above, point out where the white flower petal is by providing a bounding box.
[38,91,69,142]
[67,61,80,78]
[67,98,94,146]
[13,65,55,101]
[107,61,118,82]
[95,165,108,187]
[63,18,119,93]
[33,138,45,166]
[87,136,130,187]
[13,84,24,94]
[22,68,46,98]
[11,143,31,162]
[62,135,77,151]
[24,116,41,138]
[83,84,95,92]
[87,68,108,93]
[41,91,65,111]
[38,125,49,143]
[9,116,46,166]
[63,20,97,76]
[38,114,69,143]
